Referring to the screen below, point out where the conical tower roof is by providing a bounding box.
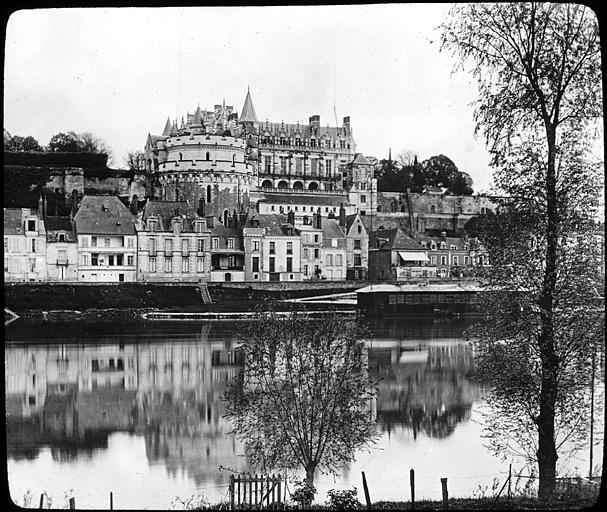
[170,120,178,136]
[162,116,172,136]
[240,88,258,123]
[192,105,204,127]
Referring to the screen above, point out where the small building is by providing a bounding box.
[4,204,47,282]
[244,211,302,282]
[368,228,434,281]
[45,215,78,281]
[321,217,347,281]
[209,213,246,282]
[73,195,137,282]
[296,211,324,280]
[339,207,369,280]
[357,282,485,316]
[137,199,212,283]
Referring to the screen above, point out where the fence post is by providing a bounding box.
[361,471,372,509]
[229,475,234,510]
[110,491,113,510]
[69,497,75,509]
[441,478,448,509]
[410,469,415,510]
[507,464,512,501]
[39,494,44,509]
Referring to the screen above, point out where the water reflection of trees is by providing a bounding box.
[369,327,482,439]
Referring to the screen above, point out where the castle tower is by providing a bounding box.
[239,88,259,165]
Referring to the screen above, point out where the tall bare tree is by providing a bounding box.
[442,3,602,498]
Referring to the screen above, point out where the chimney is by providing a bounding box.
[441,231,447,241]
[38,194,44,219]
[129,194,138,215]
[198,198,206,218]
[339,203,346,227]
[316,208,322,229]
[309,115,320,135]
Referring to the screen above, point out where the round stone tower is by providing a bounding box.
[156,105,256,218]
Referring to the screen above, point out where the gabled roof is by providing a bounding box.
[322,218,345,240]
[369,228,420,251]
[73,195,136,235]
[240,88,259,123]
[344,213,364,233]
[350,153,371,166]
[143,200,199,232]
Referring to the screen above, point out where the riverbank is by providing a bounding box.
[4,282,361,322]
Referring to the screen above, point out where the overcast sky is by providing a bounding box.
[4,5,496,192]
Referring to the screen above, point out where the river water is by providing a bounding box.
[5,317,603,509]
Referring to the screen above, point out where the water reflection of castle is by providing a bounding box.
[5,319,482,476]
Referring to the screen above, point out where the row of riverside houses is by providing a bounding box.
[4,193,491,284]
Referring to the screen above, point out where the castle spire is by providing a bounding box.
[192,105,203,127]
[240,88,258,123]
[162,116,172,137]
[170,119,178,136]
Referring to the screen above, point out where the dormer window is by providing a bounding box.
[172,219,182,234]
[58,233,66,242]
[27,220,36,231]
[440,241,447,249]
[148,219,158,232]
[431,242,437,250]
[450,244,458,250]
[194,220,205,233]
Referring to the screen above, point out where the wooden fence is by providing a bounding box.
[229,473,283,509]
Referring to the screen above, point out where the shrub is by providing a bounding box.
[290,479,317,508]
[326,488,360,510]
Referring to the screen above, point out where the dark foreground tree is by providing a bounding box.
[223,309,378,501]
[442,3,602,498]
[4,134,43,152]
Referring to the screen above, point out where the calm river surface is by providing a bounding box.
[5,317,603,509]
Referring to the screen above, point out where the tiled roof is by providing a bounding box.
[143,200,199,232]
[45,216,76,242]
[322,218,345,240]
[3,208,24,235]
[370,228,420,251]
[245,214,295,237]
[73,195,136,235]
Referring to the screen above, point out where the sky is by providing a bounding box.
[4,5,496,192]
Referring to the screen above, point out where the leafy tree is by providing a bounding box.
[48,131,111,158]
[224,309,378,500]
[442,2,602,498]
[48,131,82,152]
[125,150,145,170]
[420,154,474,194]
[4,134,43,152]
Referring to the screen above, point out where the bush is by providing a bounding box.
[290,479,317,508]
[326,488,360,510]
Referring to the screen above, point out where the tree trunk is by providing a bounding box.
[304,466,316,508]
[537,126,559,500]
